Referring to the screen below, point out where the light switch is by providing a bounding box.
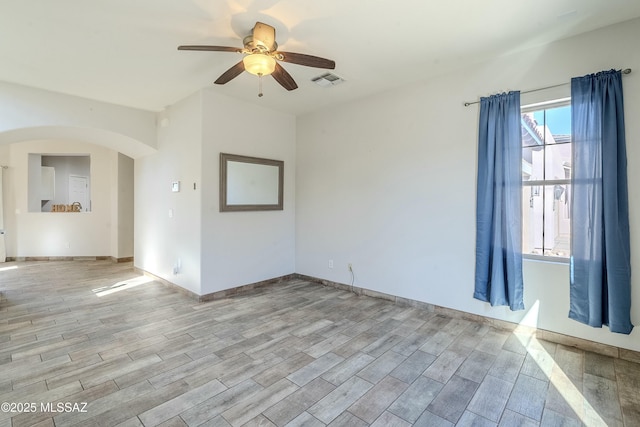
[168,209,173,218]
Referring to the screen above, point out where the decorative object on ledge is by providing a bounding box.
[220,153,284,212]
[52,202,82,212]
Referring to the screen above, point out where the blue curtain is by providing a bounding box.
[474,91,524,311]
[570,70,633,334]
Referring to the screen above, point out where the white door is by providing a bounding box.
[69,175,89,212]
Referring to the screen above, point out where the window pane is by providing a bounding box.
[522,112,544,147]
[540,105,571,144]
[522,184,571,258]
[523,184,543,256]
[545,143,572,180]
[542,184,571,257]
[522,146,544,182]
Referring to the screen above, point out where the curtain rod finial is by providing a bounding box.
[622,68,632,74]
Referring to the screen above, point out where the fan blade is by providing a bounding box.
[252,22,276,51]
[276,51,335,69]
[214,61,246,85]
[271,63,298,91]
[178,45,242,53]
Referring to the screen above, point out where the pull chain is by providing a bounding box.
[258,74,264,97]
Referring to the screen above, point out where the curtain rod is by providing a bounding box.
[463,68,632,107]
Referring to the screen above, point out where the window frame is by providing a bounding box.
[521,98,571,263]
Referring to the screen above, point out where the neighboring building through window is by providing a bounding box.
[521,101,571,260]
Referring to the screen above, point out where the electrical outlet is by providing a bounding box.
[348,263,353,272]
[328,260,334,269]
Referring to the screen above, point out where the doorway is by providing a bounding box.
[69,175,89,212]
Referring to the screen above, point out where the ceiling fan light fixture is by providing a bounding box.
[243,54,276,76]
[178,21,335,92]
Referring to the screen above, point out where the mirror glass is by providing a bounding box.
[220,153,283,211]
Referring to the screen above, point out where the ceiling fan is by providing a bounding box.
[178,22,336,96]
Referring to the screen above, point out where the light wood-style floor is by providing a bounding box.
[1,261,639,427]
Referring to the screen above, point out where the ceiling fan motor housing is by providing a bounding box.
[243,35,277,53]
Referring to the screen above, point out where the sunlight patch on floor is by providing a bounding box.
[92,275,154,297]
[515,300,608,426]
[0,265,18,272]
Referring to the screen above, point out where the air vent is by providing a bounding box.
[312,72,344,87]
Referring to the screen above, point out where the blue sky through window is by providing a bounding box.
[533,105,571,136]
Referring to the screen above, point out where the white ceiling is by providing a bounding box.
[2,1,640,116]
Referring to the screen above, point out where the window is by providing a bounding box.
[521,101,571,260]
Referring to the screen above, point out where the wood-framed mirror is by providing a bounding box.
[220,153,284,212]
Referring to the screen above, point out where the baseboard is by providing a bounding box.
[296,273,640,364]
[197,274,297,302]
[135,268,202,301]
[7,256,111,262]
[135,268,297,303]
[6,256,133,263]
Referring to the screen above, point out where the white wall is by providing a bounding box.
[116,153,134,259]
[199,89,296,295]
[135,92,203,294]
[5,139,123,258]
[26,154,41,213]
[135,89,296,296]
[296,18,640,351]
[0,80,148,261]
[0,145,8,259]
[0,82,157,158]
